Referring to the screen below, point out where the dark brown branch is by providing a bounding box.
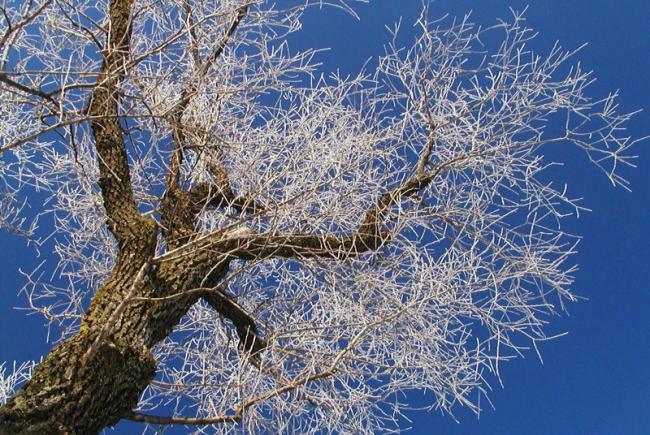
[188,181,264,215]
[416,124,437,173]
[200,2,250,75]
[126,411,240,425]
[162,129,450,266]
[182,0,201,68]
[0,0,53,55]
[156,230,390,268]
[225,233,390,260]
[0,72,57,105]
[360,130,437,238]
[202,289,267,355]
[358,143,488,244]
[127,285,268,356]
[359,172,433,238]
[88,0,144,244]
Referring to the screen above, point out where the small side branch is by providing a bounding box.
[0,72,57,105]
[0,0,53,55]
[188,181,264,215]
[125,411,239,425]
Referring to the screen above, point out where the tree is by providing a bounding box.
[0,0,640,433]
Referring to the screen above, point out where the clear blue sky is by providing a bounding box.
[1,1,648,434]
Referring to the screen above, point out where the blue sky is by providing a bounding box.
[1,1,649,434]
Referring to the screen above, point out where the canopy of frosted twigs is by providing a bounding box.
[0,0,640,433]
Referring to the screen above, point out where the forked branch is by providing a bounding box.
[160,129,440,265]
[161,2,253,245]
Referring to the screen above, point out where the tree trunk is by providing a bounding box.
[0,211,204,433]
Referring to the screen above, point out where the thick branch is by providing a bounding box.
[0,1,164,429]
[156,230,389,268]
[188,181,264,215]
[126,411,239,425]
[159,131,445,267]
[88,0,142,244]
[360,129,437,238]
[202,289,267,355]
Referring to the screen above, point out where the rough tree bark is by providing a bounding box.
[0,1,399,432]
[0,0,253,432]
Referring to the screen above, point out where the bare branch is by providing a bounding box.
[164,1,251,190]
[125,411,239,425]
[202,289,267,355]
[0,72,57,104]
[87,0,144,243]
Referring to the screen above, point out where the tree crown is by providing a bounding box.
[0,1,641,433]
